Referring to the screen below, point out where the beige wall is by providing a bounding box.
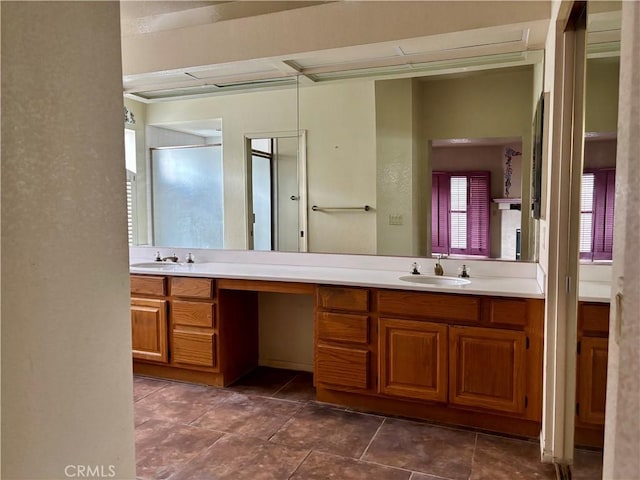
[585,57,620,133]
[584,138,617,169]
[375,78,418,256]
[1,2,136,478]
[300,81,377,254]
[258,293,314,371]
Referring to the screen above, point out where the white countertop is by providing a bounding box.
[578,281,611,303]
[130,261,545,299]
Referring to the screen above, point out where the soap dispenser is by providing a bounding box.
[434,255,444,276]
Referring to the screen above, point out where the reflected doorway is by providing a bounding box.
[246,132,307,252]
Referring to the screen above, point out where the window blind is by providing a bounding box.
[431,171,490,257]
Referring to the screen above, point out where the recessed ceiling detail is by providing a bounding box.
[122,4,551,102]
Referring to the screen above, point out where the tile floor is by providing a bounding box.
[134,367,603,480]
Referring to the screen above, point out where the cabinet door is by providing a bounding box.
[577,336,608,425]
[131,298,168,363]
[379,318,448,402]
[449,326,526,414]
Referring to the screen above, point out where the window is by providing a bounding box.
[432,171,490,257]
[124,129,137,245]
[580,169,615,261]
[151,144,224,249]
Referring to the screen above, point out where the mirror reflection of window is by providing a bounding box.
[432,171,490,257]
[580,168,616,261]
[124,129,137,245]
[151,145,223,249]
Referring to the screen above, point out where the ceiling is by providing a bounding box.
[121,1,551,101]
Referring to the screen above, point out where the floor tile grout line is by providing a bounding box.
[468,432,479,480]
[286,448,314,480]
[266,408,301,444]
[359,417,386,461]
[163,432,229,480]
[271,374,299,398]
[133,382,171,403]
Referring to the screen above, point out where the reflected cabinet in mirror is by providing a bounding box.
[126,58,543,261]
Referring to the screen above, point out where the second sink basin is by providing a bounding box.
[399,275,471,286]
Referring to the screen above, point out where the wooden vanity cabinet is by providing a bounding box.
[449,325,527,414]
[169,277,217,369]
[131,275,168,363]
[315,286,373,392]
[315,288,544,437]
[575,302,610,447]
[378,318,448,402]
[131,275,258,387]
[131,297,168,363]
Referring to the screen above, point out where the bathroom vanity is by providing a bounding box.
[130,259,548,438]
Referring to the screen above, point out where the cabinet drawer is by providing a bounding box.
[316,286,369,313]
[131,275,166,296]
[172,301,216,328]
[487,298,528,327]
[170,277,214,299]
[317,312,369,345]
[172,330,216,367]
[580,303,610,335]
[316,344,369,389]
[378,290,480,323]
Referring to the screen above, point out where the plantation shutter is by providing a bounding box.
[449,176,468,253]
[431,173,450,254]
[126,170,136,246]
[468,173,490,256]
[593,168,616,260]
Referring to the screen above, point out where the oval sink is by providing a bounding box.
[130,262,184,270]
[399,275,471,286]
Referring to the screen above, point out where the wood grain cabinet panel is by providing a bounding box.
[449,326,526,414]
[378,291,480,322]
[487,298,528,327]
[580,303,610,336]
[379,318,448,402]
[131,275,166,296]
[317,312,369,345]
[172,301,215,328]
[316,344,369,390]
[577,336,608,425]
[316,286,369,313]
[172,330,216,367]
[170,277,214,299]
[131,298,168,363]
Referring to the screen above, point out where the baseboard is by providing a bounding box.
[259,358,313,372]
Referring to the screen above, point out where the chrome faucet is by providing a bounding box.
[162,253,179,263]
[434,255,444,276]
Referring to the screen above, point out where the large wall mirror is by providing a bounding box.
[126,52,543,262]
[580,2,620,265]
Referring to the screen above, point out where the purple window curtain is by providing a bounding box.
[431,171,490,257]
[592,168,616,260]
[467,172,491,257]
[431,172,449,254]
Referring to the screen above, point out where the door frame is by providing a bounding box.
[244,130,308,252]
